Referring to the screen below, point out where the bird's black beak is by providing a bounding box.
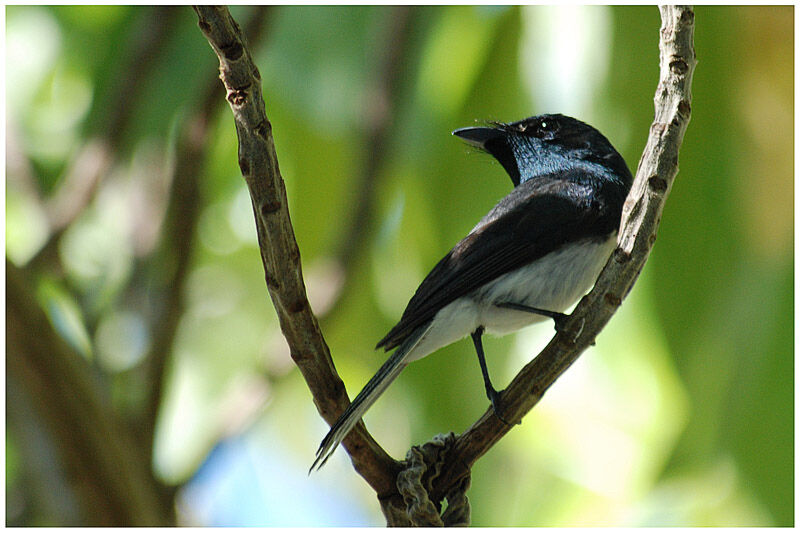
[452,126,504,149]
[453,125,521,186]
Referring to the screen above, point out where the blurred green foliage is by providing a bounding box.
[6,5,792,526]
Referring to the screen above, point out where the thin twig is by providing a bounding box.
[192,5,403,503]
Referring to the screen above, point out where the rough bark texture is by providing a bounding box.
[192,6,404,504]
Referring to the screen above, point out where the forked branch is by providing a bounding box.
[193,5,696,526]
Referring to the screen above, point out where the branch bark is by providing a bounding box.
[429,4,696,505]
[192,5,404,505]
[194,4,695,525]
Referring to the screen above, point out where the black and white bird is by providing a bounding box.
[311,114,633,470]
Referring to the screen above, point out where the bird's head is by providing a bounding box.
[453,114,632,188]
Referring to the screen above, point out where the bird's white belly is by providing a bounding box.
[476,236,616,334]
[404,236,615,361]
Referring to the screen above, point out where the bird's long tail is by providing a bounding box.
[310,324,430,472]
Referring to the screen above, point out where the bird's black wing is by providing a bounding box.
[376,172,617,351]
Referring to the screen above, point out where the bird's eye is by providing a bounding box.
[535,119,558,138]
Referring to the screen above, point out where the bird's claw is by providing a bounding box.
[487,387,517,426]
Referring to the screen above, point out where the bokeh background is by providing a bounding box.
[5,5,793,527]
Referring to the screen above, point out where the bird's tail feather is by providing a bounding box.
[310,324,430,472]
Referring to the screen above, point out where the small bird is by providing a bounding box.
[311,114,632,470]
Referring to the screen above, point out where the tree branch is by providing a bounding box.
[194,4,695,525]
[429,4,696,504]
[192,5,403,503]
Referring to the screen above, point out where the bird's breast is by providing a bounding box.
[401,234,616,362]
[474,234,616,335]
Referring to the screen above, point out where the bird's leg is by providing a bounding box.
[471,326,513,425]
[496,301,569,333]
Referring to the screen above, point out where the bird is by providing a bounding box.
[311,113,633,471]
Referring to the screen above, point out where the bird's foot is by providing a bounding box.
[552,313,569,334]
[487,386,517,426]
